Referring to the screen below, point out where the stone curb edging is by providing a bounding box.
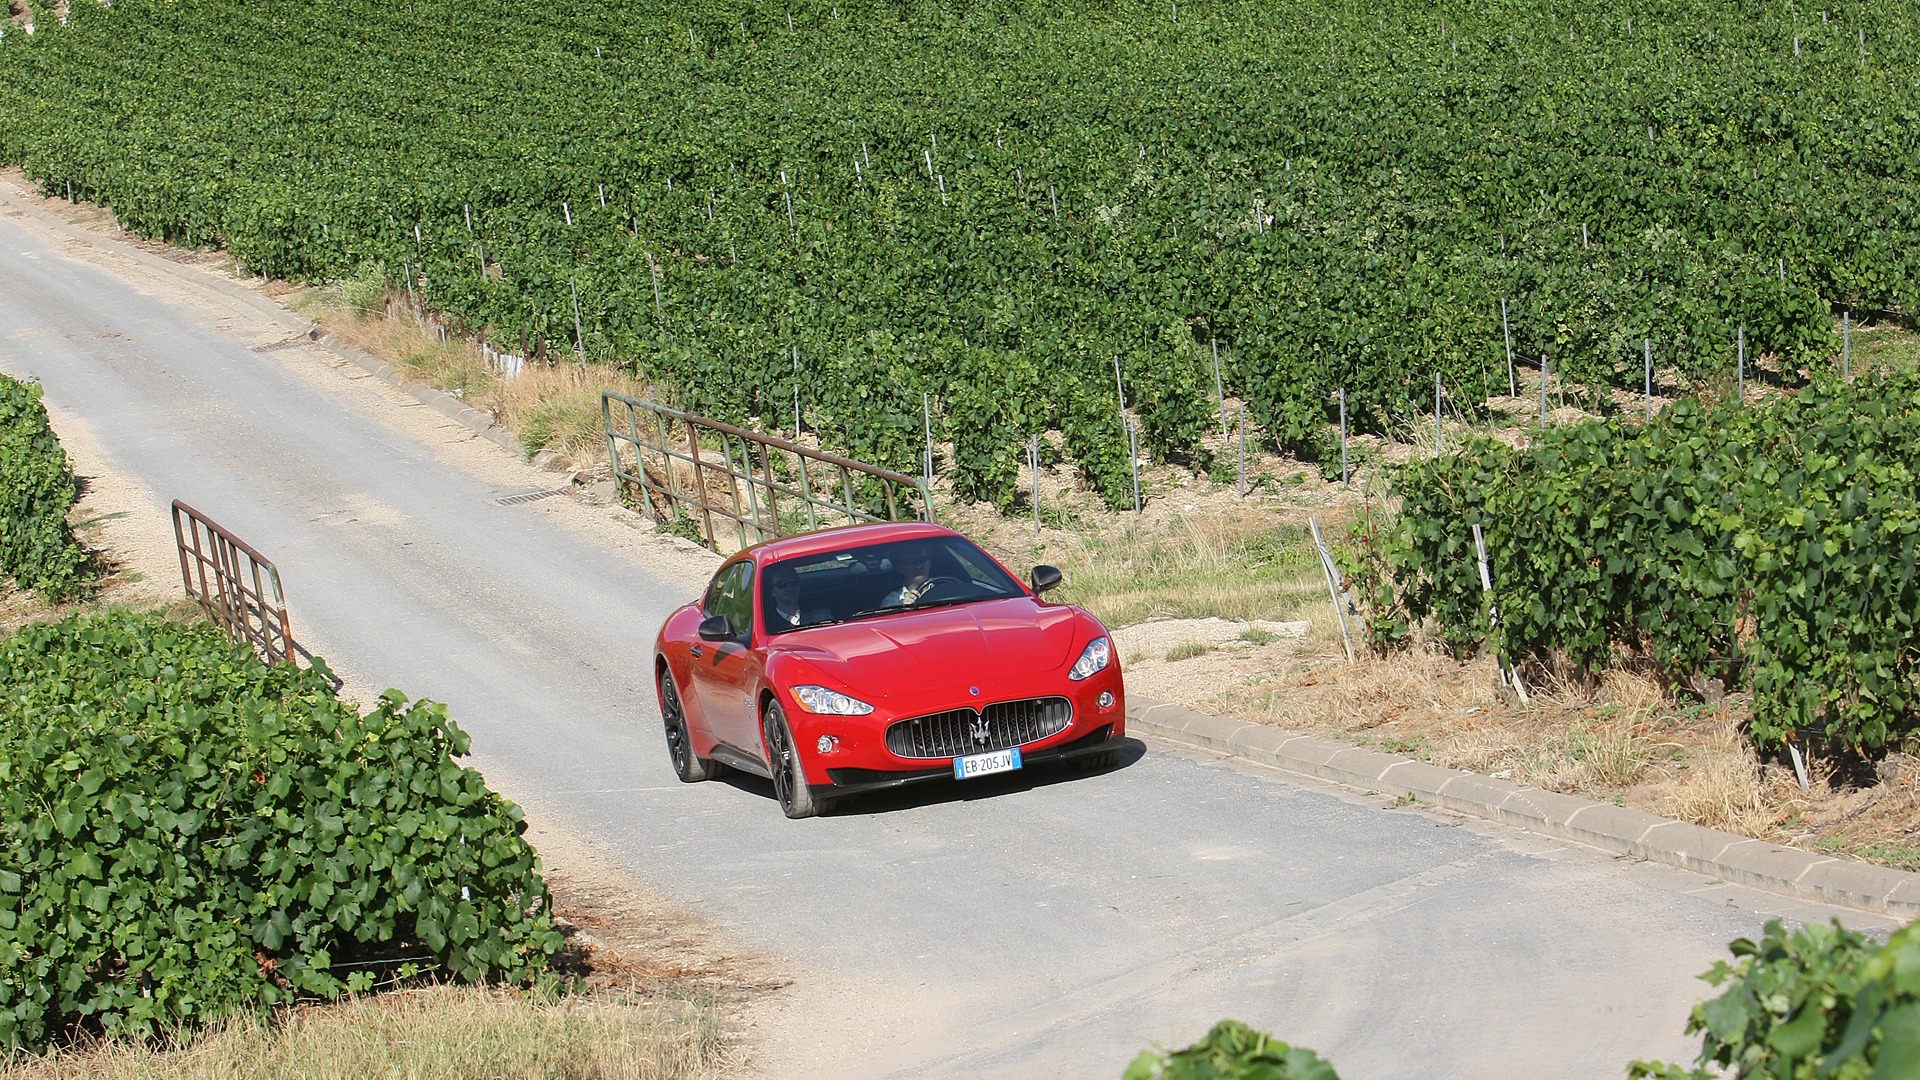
[1129,696,1920,918]
[312,333,520,455]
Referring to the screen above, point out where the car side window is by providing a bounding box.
[703,563,754,636]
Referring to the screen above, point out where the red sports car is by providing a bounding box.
[653,521,1128,817]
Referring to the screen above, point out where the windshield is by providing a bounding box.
[760,535,1023,634]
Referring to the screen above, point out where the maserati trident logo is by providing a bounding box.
[969,712,992,746]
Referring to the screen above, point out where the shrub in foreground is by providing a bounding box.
[1126,1019,1339,1080]
[0,372,88,602]
[0,610,562,1051]
[1631,919,1920,1080]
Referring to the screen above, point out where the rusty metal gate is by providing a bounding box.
[602,391,932,552]
[171,500,296,665]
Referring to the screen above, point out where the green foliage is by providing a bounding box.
[0,610,562,1051]
[0,373,89,602]
[0,0,1912,507]
[1628,920,1920,1080]
[1125,1019,1340,1080]
[1362,373,1920,751]
[335,261,389,319]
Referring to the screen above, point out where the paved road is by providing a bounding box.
[1,199,1900,1079]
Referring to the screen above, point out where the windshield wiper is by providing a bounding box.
[849,596,978,620]
[849,603,913,619]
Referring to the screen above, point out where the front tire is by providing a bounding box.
[762,700,821,819]
[658,669,711,783]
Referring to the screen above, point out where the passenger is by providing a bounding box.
[765,566,829,628]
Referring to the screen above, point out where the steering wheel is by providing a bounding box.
[911,575,964,601]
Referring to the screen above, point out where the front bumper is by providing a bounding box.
[822,723,1126,796]
[788,668,1126,791]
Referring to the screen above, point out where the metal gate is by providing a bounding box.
[171,500,296,665]
[602,391,932,552]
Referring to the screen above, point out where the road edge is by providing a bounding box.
[0,175,518,455]
[1128,696,1920,918]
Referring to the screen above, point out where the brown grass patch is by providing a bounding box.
[1,986,727,1080]
[305,295,657,466]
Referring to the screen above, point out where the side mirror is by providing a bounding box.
[697,614,736,641]
[1030,565,1063,596]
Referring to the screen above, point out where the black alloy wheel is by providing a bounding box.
[762,700,820,819]
[658,669,711,783]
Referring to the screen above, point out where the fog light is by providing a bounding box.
[816,735,839,754]
[1097,691,1115,709]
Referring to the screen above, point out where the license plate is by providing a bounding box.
[953,746,1022,780]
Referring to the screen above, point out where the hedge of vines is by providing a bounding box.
[0,373,88,602]
[0,611,562,1051]
[2,0,1913,505]
[1354,373,1920,752]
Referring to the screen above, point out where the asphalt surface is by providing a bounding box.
[1,202,1904,1079]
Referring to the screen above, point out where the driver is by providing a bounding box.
[881,546,936,607]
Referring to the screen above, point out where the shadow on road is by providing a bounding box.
[714,738,1149,818]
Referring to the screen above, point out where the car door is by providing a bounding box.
[688,560,759,756]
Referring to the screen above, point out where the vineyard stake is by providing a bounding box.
[784,190,797,241]
[463,204,472,232]
[1050,185,1058,218]
[644,251,664,330]
[1339,387,1348,485]
[1308,517,1355,665]
[923,393,933,491]
[1030,434,1040,535]
[1472,523,1528,706]
[563,201,572,227]
[569,279,587,363]
[1539,353,1548,430]
[1843,311,1851,382]
[1501,298,1515,396]
[598,184,605,208]
[1434,372,1442,453]
[1113,355,1127,424]
[1737,326,1745,401]
[1127,418,1141,515]
[924,149,933,177]
[1237,404,1247,497]
[1644,339,1653,421]
[1211,339,1227,437]
[793,347,801,436]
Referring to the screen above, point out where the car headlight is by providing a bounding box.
[1068,637,1111,681]
[791,685,875,715]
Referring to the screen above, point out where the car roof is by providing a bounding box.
[747,521,957,565]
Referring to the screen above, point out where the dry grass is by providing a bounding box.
[1,984,728,1080]
[301,290,655,466]
[1039,510,1328,630]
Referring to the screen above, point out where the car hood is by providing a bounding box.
[774,597,1088,700]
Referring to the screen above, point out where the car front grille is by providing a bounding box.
[884,696,1072,759]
